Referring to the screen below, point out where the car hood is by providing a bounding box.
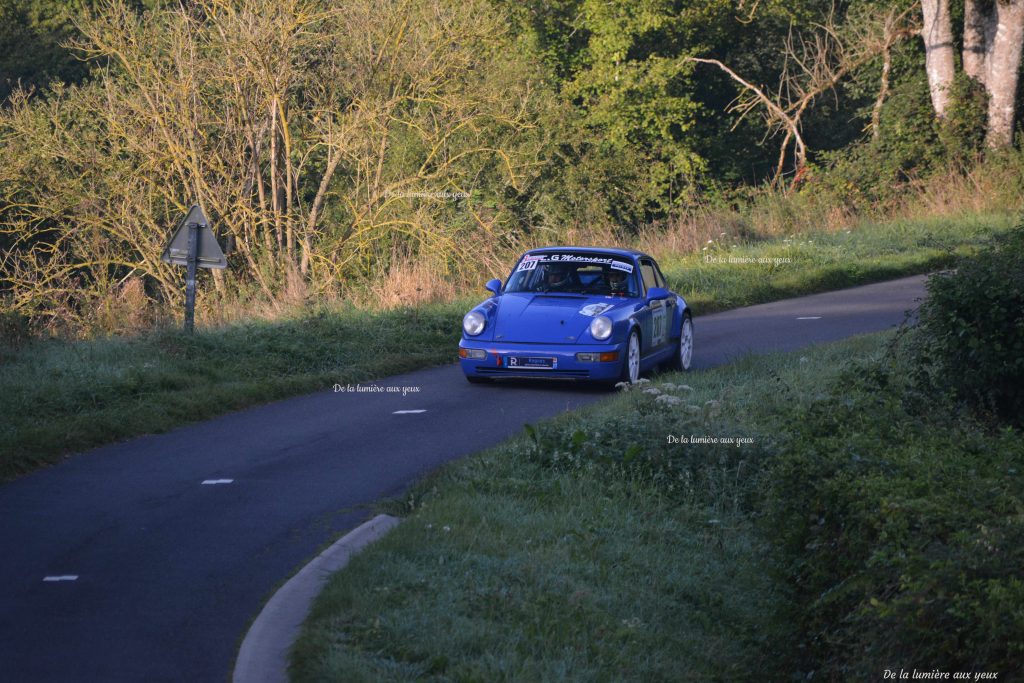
[491,293,630,344]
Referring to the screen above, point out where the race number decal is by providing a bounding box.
[517,258,538,272]
[651,304,667,347]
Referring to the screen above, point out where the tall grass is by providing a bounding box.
[356,157,1024,312]
[6,155,1019,343]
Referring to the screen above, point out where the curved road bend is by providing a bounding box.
[0,274,927,683]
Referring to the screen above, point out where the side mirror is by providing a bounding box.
[646,287,669,303]
[485,279,502,296]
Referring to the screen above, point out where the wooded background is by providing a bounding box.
[1,0,1022,334]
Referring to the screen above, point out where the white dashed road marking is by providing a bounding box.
[796,316,822,320]
[43,576,78,582]
[393,410,427,415]
[201,479,234,485]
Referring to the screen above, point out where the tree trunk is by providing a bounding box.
[921,0,956,118]
[871,44,893,140]
[985,0,1024,147]
[963,0,991,82]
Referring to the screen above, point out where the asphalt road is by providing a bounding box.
[0,274,927,683]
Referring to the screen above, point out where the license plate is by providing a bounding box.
[507,356,556,369]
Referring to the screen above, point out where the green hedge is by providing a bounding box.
[763,227,1024,676]
[764,350,1024,678]
[915,225,1024,426]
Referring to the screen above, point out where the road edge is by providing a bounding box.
[232,513,402,683]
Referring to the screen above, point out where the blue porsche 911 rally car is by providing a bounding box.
[459,247,693,385]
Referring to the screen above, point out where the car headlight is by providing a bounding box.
[463,311,486,336]
[589,315,613,340]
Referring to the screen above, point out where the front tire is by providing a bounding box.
[619,329,641,384]
[667,312,693,371]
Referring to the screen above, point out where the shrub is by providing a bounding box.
[915,225,1024,426]
[0,307,32,350]
[808,71,944,214]
[765,360,1024,679]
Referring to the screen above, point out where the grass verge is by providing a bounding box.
[288,333,885,681]
[1,209,1017,480]
[0,301,471,480]
[661,211,1016,313]
[292,326,1024,681]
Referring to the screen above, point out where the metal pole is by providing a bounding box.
[184,222,198,332]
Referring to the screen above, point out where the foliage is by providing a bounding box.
[760,235,1024,677]
[913,224,1024,426]
[808,49,944,211]
[810,61,990,213]
[0,0,160,100]
[1,0,1022,337]
[1,0,547,332]
[564,0,713,212]
[937,72,990,165]
[1,0,94,100]
[765,355,1024,679]
[505,0,828,221]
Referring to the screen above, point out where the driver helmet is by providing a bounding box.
[606,268,628,292]
[545,263,571,287]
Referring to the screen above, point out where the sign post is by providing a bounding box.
[161,204,227,332]
[184,220,199,332]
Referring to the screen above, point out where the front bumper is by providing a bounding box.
[459,339,625,381]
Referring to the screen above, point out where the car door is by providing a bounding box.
[652,258,678,346]
[639,257,669,356]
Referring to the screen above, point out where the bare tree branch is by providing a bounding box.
[689,3,919,185]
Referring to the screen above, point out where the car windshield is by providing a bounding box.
[504,253,640,297]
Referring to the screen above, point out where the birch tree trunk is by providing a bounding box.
[921,0,956,118]
[985,0,1024,147]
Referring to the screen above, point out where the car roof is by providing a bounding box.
[524,246,651,261]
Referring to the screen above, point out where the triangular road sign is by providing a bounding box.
[160,204,227,269]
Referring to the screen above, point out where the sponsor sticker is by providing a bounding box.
[580,303,614,317]
[545,254,613,265]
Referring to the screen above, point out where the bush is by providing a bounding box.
[765,359,1024,679]
[808,71,944,214]
[915,225,1024,426]
[760,259,1024,676]
[0,307,32,350]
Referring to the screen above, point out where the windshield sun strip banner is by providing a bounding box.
[517,254,634,273]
